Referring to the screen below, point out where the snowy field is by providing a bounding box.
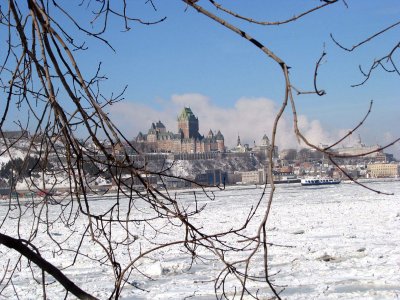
[1,180,400,299]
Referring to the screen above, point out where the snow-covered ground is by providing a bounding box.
[0,180,399,299]
[0,146,26,165]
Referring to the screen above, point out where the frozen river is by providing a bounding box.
[0,180,399,299]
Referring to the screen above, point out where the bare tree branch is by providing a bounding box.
[0,233,97,300]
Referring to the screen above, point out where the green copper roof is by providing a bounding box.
[178,107,196,121]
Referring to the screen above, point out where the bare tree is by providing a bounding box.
[0,1,398,299]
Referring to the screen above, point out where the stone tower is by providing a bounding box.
[215,130,225,152]
[177,107,199,139]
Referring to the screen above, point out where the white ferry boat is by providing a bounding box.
[273,175,301,184]
[301,178,341,186]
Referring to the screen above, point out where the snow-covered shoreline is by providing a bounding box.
[0,181,399,299]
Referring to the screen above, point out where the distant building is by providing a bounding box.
[230,135,248,153]
[232,134,278,160]
[367,163,399,178]
[195,169,227,186]
[235,169,266,185]
[135,107,225,154]
[252,134,273,155]
[333,135,381,158]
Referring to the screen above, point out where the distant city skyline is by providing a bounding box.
[2,1,399,157]
[105,1,398,157]
[110,94,394,154]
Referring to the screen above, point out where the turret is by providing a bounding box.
[237,134,241,146]
[215,130,225,152]
[261,134,270,146]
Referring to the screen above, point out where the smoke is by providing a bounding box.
[297,115,337,147]
[383,132,400,159]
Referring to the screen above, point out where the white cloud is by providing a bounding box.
[297,115,335,147]
[108,93,344,150]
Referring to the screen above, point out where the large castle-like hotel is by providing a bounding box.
[135,107,225,153]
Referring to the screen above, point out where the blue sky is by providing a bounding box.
[3,1,399,156]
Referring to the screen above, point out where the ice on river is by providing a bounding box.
[0,180,399,299]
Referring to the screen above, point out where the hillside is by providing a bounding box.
[149,154,266,179]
